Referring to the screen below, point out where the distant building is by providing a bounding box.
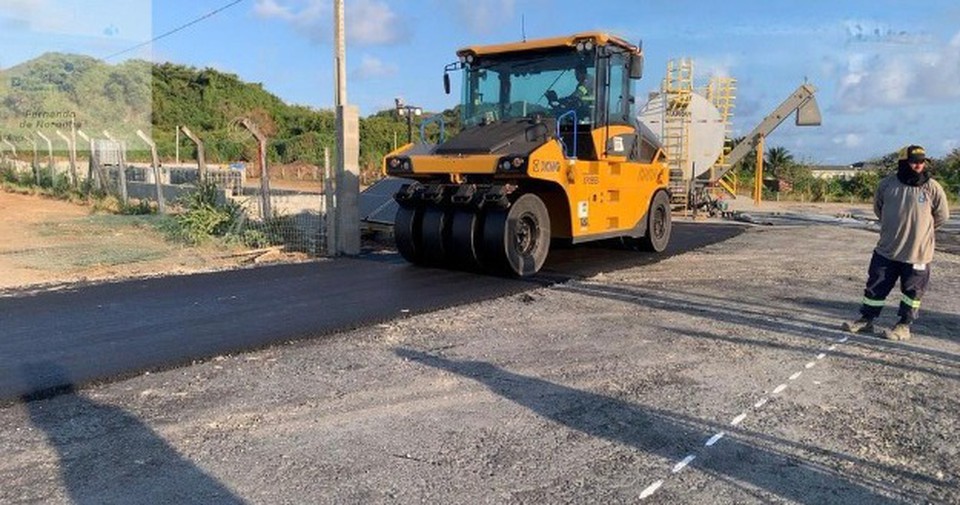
[809,163,878,180]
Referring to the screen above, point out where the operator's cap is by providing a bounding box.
[899,145,928,163]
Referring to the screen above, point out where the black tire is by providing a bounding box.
[449,209,483,271]
[420,206,450,266]
[394,205,424,264]
[638,190,671,252]
[481,194,551,277]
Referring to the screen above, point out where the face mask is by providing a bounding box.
[897,161,930,187]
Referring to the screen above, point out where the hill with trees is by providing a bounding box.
[1,53,458,177]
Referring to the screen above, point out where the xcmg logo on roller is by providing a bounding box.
[531,160,561,173]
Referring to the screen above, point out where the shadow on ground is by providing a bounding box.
[396,349,922,503]
[20,363,245,505]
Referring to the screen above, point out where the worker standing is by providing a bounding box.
[842,145,950,340]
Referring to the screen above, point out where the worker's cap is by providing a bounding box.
[899,145,928,163]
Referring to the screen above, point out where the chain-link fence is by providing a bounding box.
[0,145,335,258]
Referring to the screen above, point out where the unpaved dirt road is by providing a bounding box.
[1,223,957,504]
[0,191,247,292]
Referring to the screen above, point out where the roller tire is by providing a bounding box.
[449,210,483,271]
[481,194,551,277]
[637,190,671,252]
[420,206,450,266]
[394,205,424,265]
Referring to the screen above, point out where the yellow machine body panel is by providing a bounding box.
[523,127,668,240]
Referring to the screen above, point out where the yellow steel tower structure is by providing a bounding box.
[662,58,694,212]
[705,76,737,196]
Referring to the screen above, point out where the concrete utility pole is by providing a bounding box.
[332,0,360,255]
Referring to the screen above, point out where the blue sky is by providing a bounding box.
[2,0,959,164]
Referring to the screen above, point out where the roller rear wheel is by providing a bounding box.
[638,191,671,252]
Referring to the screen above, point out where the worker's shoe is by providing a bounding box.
[885,323,911,341]
[841,317,875,334]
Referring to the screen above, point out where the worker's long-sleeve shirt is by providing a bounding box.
[874,174,950,264]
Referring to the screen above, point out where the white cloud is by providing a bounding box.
[352,54,397,80]
[351,0,409,45]
[835,30,960,113]
[831,133,864,148]
[253,0,298,20]
[253,0,407,46]
[253,0,325,42]
[451,0,515,35]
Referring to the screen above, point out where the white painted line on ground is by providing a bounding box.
[705,432,725,446]
[672,455,696,473]
[635,322,849,501]
[640,480,663,499]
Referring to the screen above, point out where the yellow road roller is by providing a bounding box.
[384,32,671,276]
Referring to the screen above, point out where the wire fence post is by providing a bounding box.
[54,130,77,188]
[179,126,207,182]
[324,146,335,256]
[238,118,271,220]
[35,131,53,185]
[118,141,129,204]
[136,130,166,213]
[30,138,39,185]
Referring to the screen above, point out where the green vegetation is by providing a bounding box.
[728,144,960,204]
[1,53,459,178]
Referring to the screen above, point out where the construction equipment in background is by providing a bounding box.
[382,32,671,277]
[638,59,821,211]
[707,83,821,196]
[638,58,733,214]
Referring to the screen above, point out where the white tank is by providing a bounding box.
[637,92,726,179]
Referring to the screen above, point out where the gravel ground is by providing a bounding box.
[0,224,958,504]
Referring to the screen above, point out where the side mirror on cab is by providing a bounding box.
[629,54,644,79]
[444,72,451,94]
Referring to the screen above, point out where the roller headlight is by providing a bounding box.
[386,156,412,173]
[496,155,527,173]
